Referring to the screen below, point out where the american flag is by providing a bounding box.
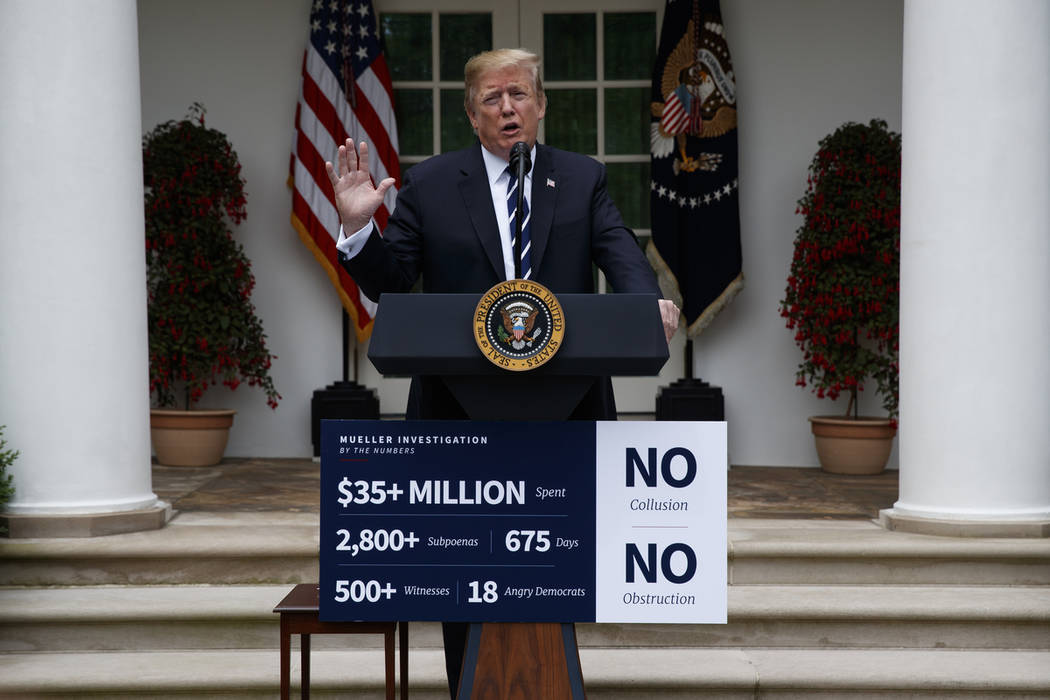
[660,85,702,136]
[291,0,400,341]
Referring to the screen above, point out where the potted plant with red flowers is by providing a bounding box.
[779,119,900,474]
[144,104,280,466]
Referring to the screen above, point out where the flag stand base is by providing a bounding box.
[310,381,379,457]
[656,378,724,421]
[656,339,725,421]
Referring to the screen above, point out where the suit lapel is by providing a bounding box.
[529,145,557,278]
[457,144,506,282]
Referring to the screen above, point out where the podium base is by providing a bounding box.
[656,378,725,421]
[310,381,380,457]
[457,622,584,699]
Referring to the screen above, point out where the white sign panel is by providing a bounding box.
[594,421,727,623]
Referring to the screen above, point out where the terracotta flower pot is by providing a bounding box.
[808,415,896,475]
[150,409,236,467]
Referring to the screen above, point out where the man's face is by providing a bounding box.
[466,65,546,162]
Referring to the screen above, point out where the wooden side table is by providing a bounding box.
[274,583,408,699]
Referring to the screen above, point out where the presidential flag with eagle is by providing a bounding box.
[648,0,743,337]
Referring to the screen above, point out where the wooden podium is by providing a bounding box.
[458,622,584,699]
[368,292,668,699]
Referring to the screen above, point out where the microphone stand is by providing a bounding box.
[509,142,531,280]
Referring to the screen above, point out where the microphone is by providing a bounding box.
[509,141,532,177]
[509,142,531,279]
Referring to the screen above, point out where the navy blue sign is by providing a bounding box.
[320,420,597,622]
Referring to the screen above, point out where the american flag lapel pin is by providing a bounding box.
[547,178,556,188]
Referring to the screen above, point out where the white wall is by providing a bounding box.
[137,0,903,467]
[710,0,903,466]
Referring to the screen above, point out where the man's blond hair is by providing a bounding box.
[463,48,544,112]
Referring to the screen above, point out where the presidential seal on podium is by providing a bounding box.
[474,279,565,371]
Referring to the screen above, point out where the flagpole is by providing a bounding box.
[299,0,390,456]
[651,0,736,422]
[342,310,350,383]
[353,325,359,383]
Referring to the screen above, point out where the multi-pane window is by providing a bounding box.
[542,11,656,236]
[539,9,658,292]
[380,11,502,171]
[381,6,658,238]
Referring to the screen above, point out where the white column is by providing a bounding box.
[886,0,1050,535]
[0,1,164,535]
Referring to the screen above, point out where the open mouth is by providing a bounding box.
[501,122,521,136]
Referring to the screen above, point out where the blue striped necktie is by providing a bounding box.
[505,167,531,280]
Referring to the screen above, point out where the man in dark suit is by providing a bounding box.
[327,47,679,696]
[329,48,678,340]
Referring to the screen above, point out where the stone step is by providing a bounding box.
[0,648,1047,699]
[2,515,1047,587]
[2,584,1046,653]
[0,513,319,587]
[584,584,1050,651]
[729,520,1050,585]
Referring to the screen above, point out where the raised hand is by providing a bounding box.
[324,139,396,234]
